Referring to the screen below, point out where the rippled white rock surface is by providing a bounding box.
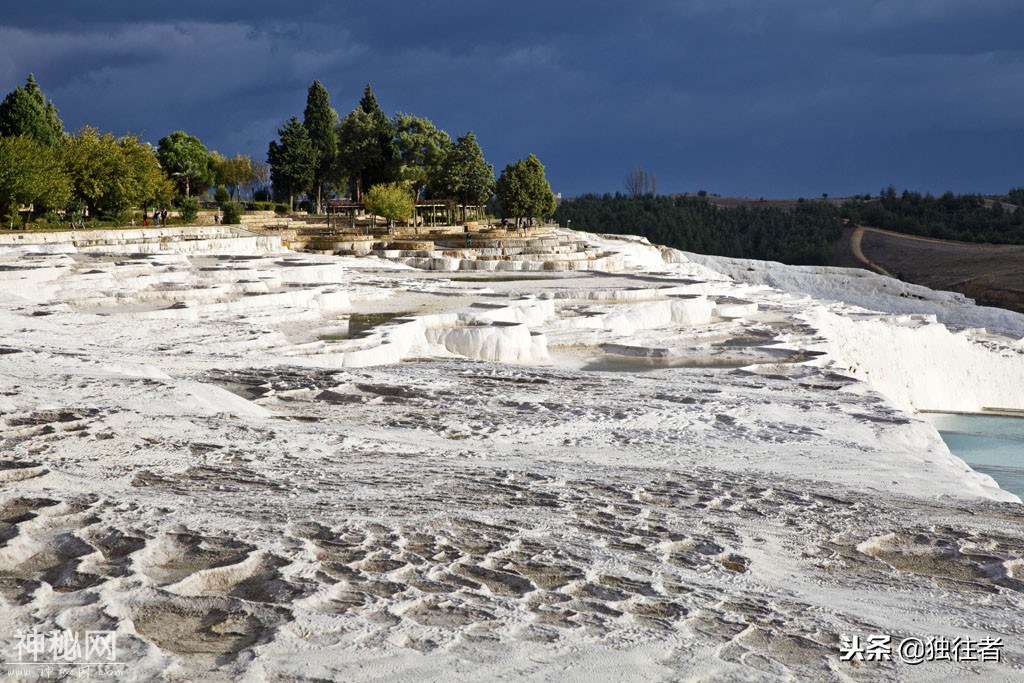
[1,227,1023,681]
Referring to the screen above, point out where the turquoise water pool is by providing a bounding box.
[921,413,1024,498]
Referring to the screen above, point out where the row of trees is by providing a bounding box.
[154,131,267,201]
[0,74,557,228]
[0,73,180,225]
[267,82,556,224]
[0,74,269,227]
[268,82,498,212]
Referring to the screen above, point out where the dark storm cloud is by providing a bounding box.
[2,0,1023,196]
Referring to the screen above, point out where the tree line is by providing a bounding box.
[553,186,1024,266]
[554,194,843,265]
[266,81,557,225]
[838,186,1024,244]
[0,74,557,229]
[0,74,269,228]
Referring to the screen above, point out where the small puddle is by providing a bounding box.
[550,347,820,373]
[318,311,415,341]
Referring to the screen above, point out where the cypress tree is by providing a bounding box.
[303,80,338,213]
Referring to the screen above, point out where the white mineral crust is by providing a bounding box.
[0,227,1022,681]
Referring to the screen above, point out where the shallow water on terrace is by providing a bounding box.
[580,356,756,372]
[446,275,561,283]
[921,413,1024,498]
[545,349,765,372]
[318,311,413,340]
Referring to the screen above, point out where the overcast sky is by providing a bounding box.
[2,1,1023,197]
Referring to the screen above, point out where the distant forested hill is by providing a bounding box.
[841,189,1024,244]
[553,194,842,265]
[554,190,1024,266]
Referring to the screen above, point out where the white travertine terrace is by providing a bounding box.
[1,225,1023,681]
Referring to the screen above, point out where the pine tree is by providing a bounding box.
[357,84,396,191]
[393,113,452,199]
[267,117,316,210]
[336,108,380,202]
[303,80,338,213]
[0,74,64,146]
[438,131,494,220]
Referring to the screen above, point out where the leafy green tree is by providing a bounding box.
[63,128,171,218]
[365,182,415,227]
[156,131,214,198]
[0,74,63,147]
[437,131,494,218]
[245,159,270,201]
[120,133,176,210]
[0,135,70,227]
[221,155,251,200]
[267,116,316,210]
[210,151,227,184]
[497,154,556,225]
[303,81,338,213]
[393,113,452,199]
[211,150,255,200]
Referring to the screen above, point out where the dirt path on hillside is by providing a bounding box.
[848,227,894,277]
[830,226,1024,313]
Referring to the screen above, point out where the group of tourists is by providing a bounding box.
[140,209,169,227]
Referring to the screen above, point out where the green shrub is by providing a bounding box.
[214,185,230,205]
[176,197,200,223]
[221,202,243,225]
[248,201,282,212]
[273,203,289,215]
